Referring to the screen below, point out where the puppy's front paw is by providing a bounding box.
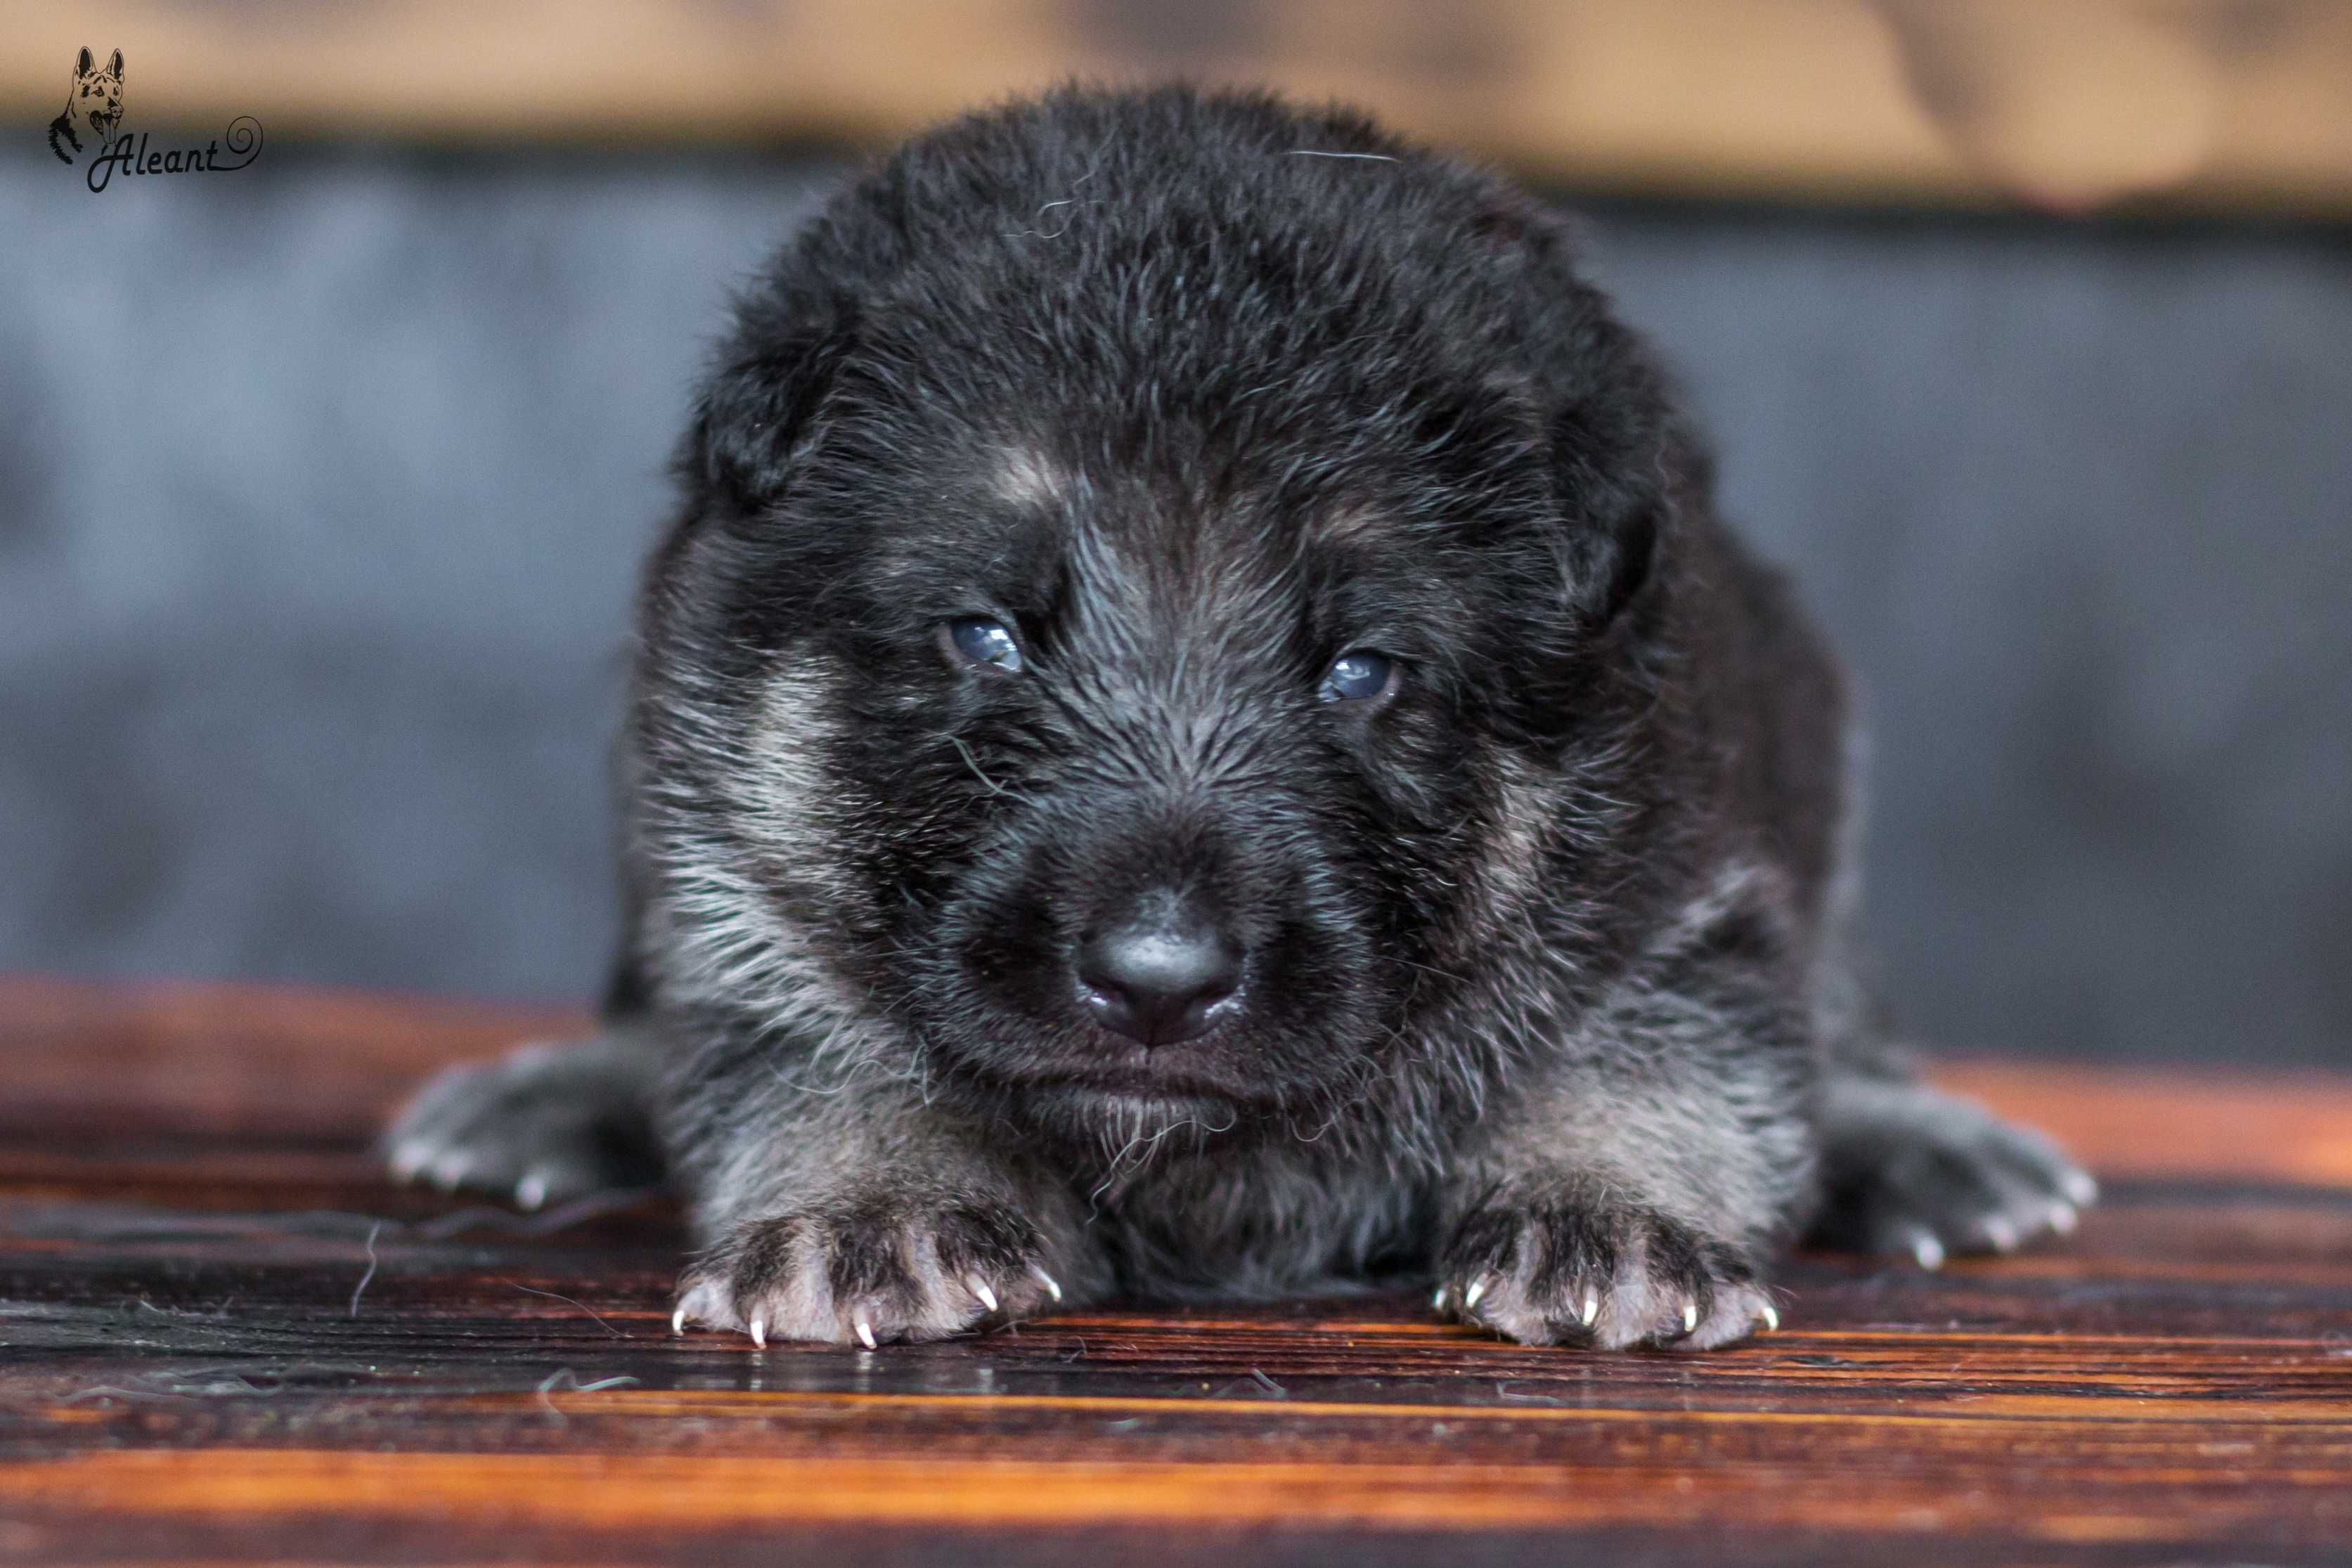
[1815,1079,2098,1269]
[673,1193,1068,1347]
[385,1037,660,1210]
[1437,1184,1778,1351]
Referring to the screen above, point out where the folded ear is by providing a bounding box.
[107,49,124,82]
[684,305,855,516]
[75,47,93,79]
[1483,193,1674,626]
[1548,383,1667,626]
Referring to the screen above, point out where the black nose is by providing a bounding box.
[1076,917,1243,1047]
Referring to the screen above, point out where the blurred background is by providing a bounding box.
[1,1,2346,1065]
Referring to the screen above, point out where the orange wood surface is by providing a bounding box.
[1,976,2348,1565]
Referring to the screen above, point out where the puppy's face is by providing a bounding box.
[663,342,1605,1149]
[646,122,1667,1155]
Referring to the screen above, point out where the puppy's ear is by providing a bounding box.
[685,306,855,516]
[1542,350,1674,630]
[1482,193,1673,626]
[1547,368,1667,628]
[75,47,93,79]
[106,49,124,82]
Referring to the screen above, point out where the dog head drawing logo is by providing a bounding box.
[49,48,125,165]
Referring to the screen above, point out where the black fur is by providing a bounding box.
[389,85,2093,1349]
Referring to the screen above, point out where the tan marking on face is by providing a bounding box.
[1318,503,1386,547]
[992,446,1069,511]
[1481,754,1554,921]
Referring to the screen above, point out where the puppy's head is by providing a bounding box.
[639,89,1676,1150]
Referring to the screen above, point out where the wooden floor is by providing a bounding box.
[2,978,2348,1565]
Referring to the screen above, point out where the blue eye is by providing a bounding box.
[945,617,1023,673]
[1319,649,1395,703]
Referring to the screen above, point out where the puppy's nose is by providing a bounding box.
[1076,917,1242,1047]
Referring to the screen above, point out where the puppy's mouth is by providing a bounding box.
[1046,1058,1260,1106]
[959,1044,1278,1123]
[1016,1075,1258,1142]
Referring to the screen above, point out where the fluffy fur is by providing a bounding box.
[389,86,2093,1351]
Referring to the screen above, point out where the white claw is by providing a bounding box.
[2061,1169,2100,1207]
[1462,1278,1487,1310]
[969,1277,1000,1313]
[855,1318,878,1350]
[515,1172,548,1212]
[749,1316,767,1349]
[671,1305,687,1337]
[389,1143,428,1182]
[1681,1299,1698,1335]
[1030,1266,1063,1303]
[1759,1303,1780,1333]
[1432,1284,1449,1311]
[429,1152,470,1193]
[1579,1291,1598,1328]
[1984,1216,2019,1253]
[1910,1230,1946,1271]
[2048,1201,2079,1236]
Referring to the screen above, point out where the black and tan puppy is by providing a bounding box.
[389,86,2094,1350]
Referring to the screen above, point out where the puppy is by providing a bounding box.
[389,86,2093,1350]
[48,48,124,165]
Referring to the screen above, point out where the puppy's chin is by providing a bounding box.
[1014,1080,1253,1148]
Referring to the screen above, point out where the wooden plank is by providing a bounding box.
[4,1,2352,214]
[0,975,583,1145]
[1939,1059,2352,1189]
[1,979,2348,1564]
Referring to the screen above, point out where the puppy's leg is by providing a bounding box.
[665,1035,1102,1347]
[1437,1063,1807,1351]
[384,1024,665,1210]
[1809,1033,2096,1267]
[1436,884,1814,1351]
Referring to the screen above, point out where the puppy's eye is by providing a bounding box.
[1319,649,1396,704]
[943,616,1023,675]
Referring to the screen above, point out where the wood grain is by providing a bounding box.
[0,976,2348,1565]
[4,1,2352,214]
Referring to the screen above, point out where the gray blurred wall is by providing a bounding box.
[2,143,2346,1065]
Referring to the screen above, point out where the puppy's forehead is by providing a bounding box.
[919,442,1293,605]
[893,438,1484,654]
[989,445,1070,512]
